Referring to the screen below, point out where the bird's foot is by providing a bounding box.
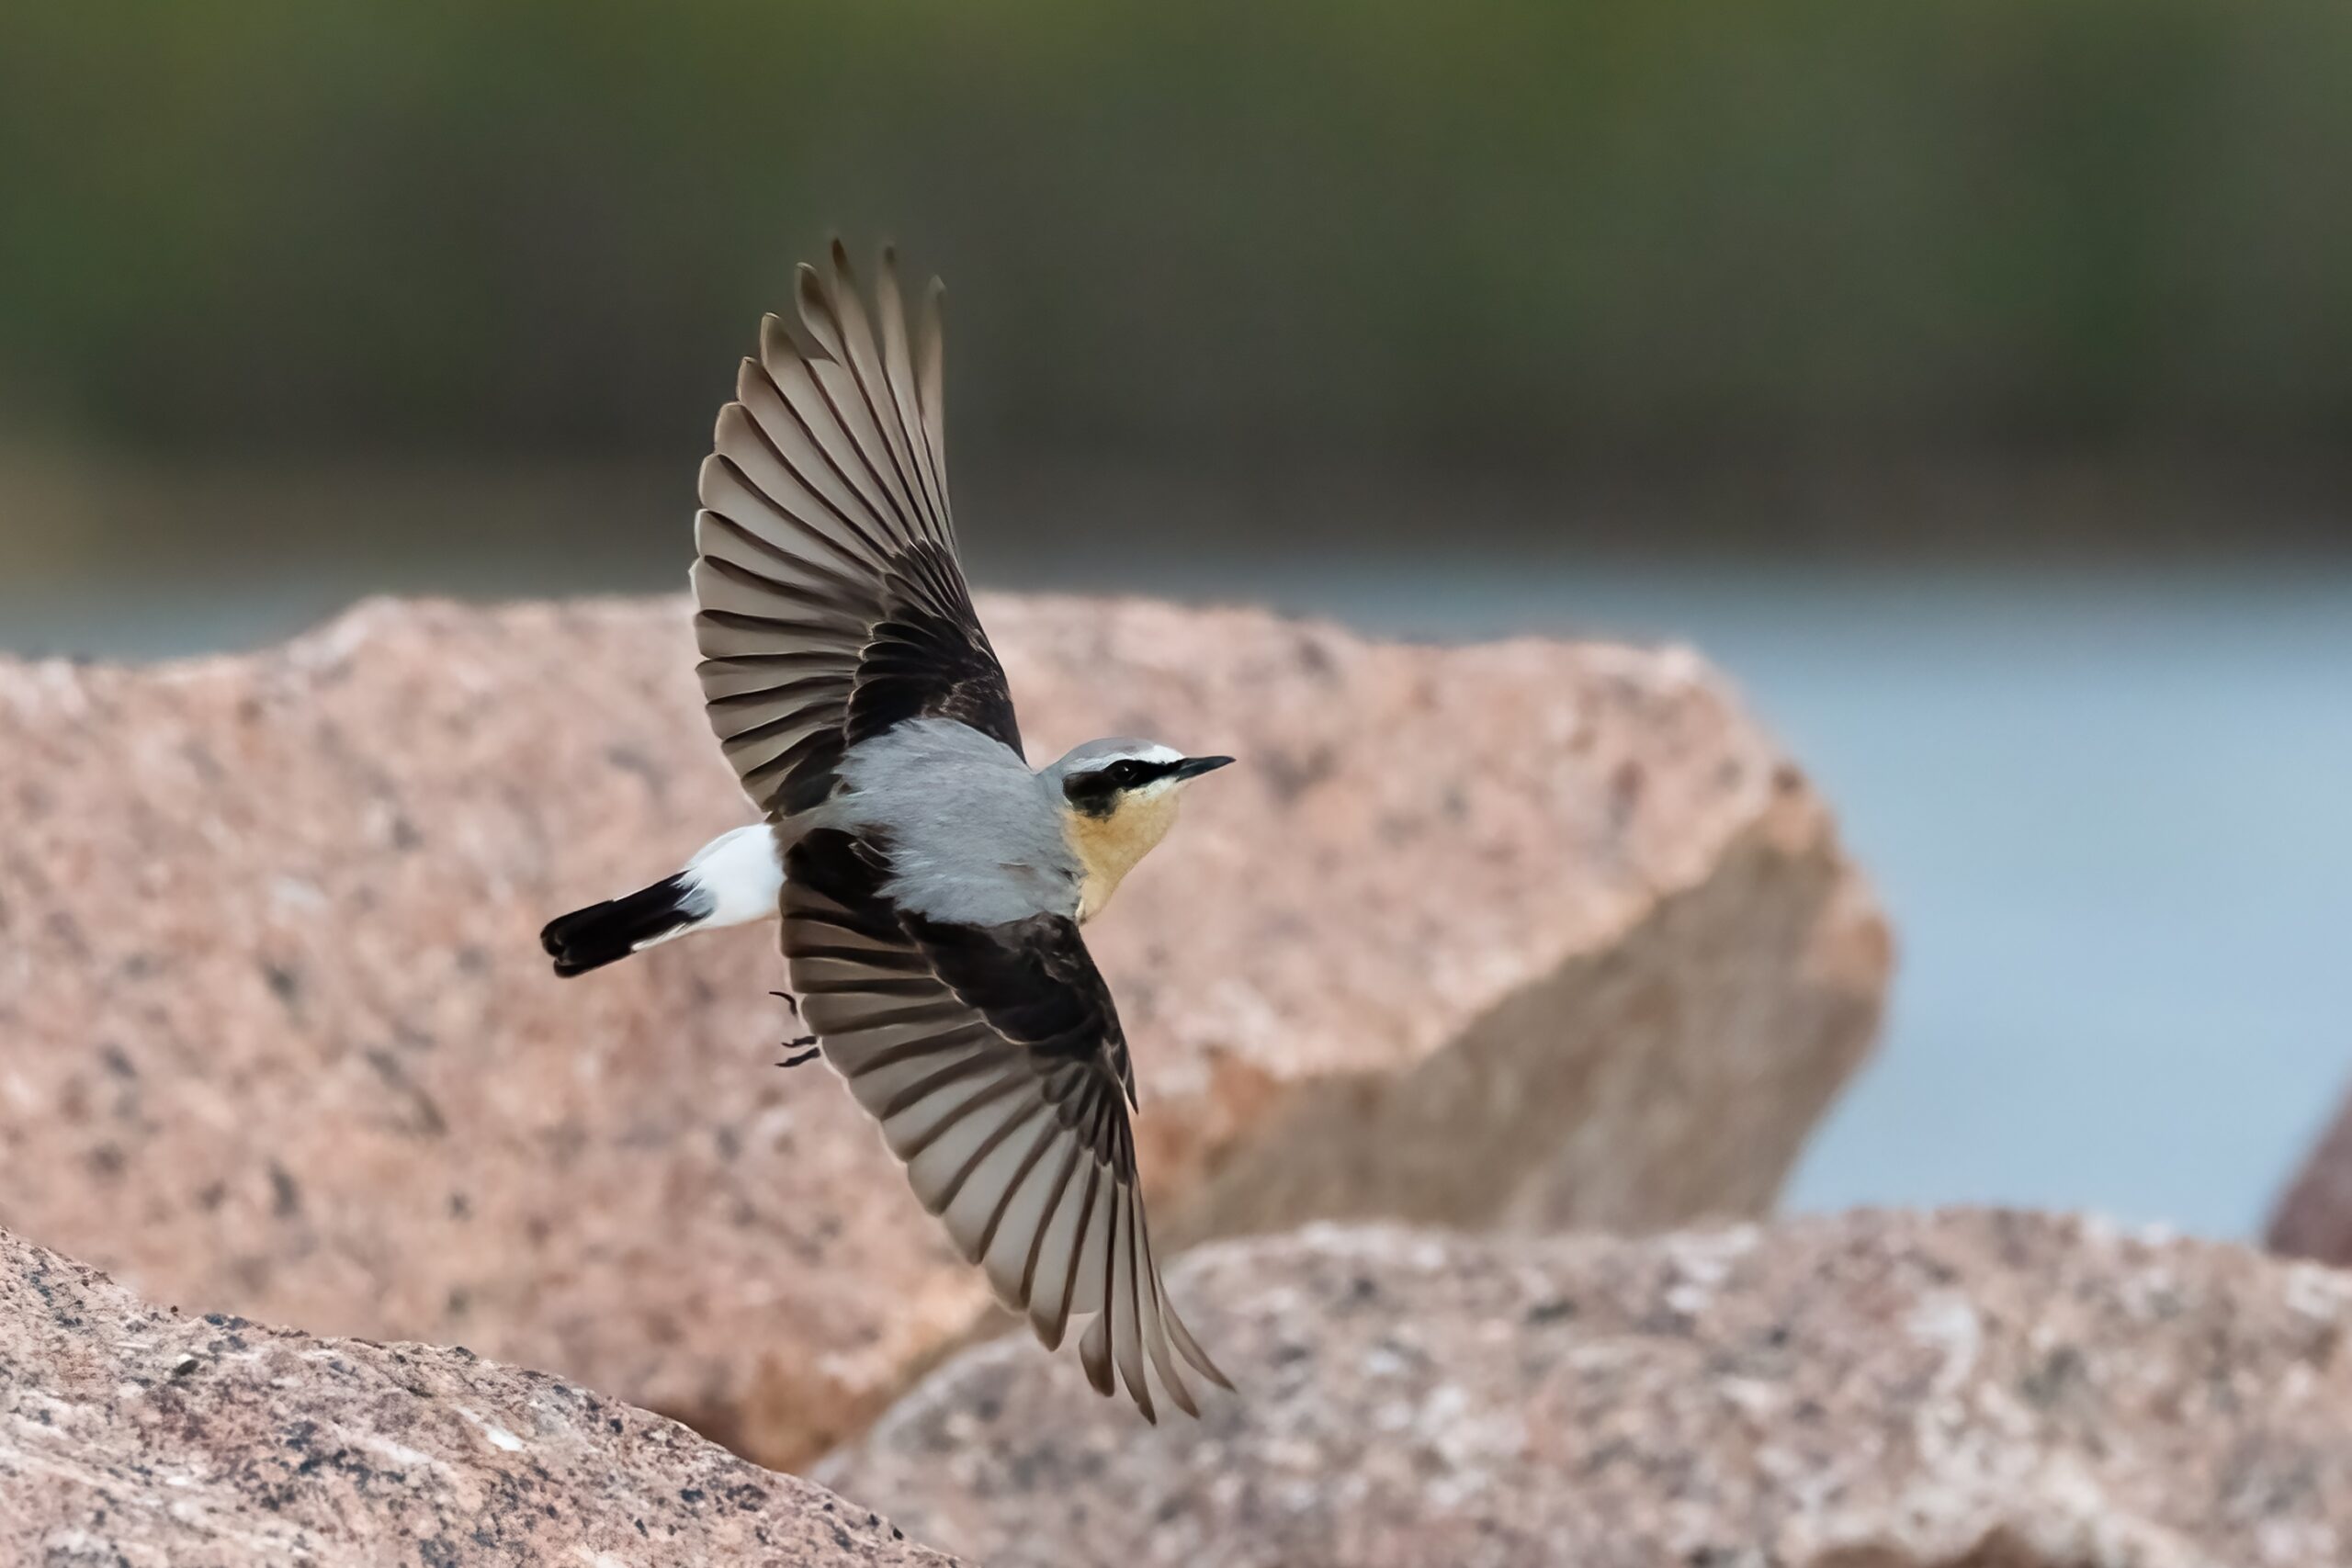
[773,990,817,1065]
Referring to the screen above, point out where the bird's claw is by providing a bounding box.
[773,990,818,1064]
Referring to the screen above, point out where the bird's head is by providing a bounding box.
[1045,739,1235,920]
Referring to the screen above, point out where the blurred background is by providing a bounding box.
[3,0,2346,1239]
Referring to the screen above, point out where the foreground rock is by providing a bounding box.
[0,594,1886,1467]
[2267,1095,2352,1266]
[825,1210,2352,1568]
[0,1224,953,1567]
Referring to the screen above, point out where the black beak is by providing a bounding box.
[1170,754,1235,782]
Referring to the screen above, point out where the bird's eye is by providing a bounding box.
[1106,761,1141,786]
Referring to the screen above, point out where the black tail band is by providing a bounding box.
[539,874,696,977]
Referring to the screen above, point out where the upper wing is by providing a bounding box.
[781,829,1229,1421]
[692,242,1022,818]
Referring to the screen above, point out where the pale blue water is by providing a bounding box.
[6,558,2348,1240]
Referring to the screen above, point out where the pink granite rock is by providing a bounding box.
[2268,1094,2352,1267]
[0,593,1886,1466]
[824,1211,2352,1568]
[0,1223,955,1566]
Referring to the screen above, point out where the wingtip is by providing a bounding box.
[695,454,733,510]
[1080,1313,1115,1397]
[795,261,846,359]
[1164,1303,1234,1392]
[756,315,798,375]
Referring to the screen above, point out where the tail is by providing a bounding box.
[540,823,783,978]
[540,877,700,976]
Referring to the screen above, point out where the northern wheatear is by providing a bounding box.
[540,243,1233,1419]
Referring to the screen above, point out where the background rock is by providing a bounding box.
[0,593,1886,1468]
[0,1224,954,1567]
[823,1210,2352,1568]
[2268,1093,2352,1268]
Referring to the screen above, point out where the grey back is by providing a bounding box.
[828,718,1079,925]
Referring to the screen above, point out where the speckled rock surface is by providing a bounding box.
[0,593,1886,1468]
[2267,1096,2352,1267]
[0,1224,955,1567]
[823,1211,2352,1568]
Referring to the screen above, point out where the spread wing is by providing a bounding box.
[693,242,1021,818]
[782,829,1230,1420]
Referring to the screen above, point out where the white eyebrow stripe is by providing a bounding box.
[1072,742,1184,775]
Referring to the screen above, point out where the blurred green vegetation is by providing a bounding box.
[5,0,2352,468]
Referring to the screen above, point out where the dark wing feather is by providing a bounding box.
[900,908,1136,1106]
[782,829,1227,1420]
[843,550,1023,750]
[692,243,1021,818]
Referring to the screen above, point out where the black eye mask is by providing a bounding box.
[1063,758,1173,815]
[1061,754,1230,816]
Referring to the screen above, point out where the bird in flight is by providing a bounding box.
[539,242,1235,1420]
